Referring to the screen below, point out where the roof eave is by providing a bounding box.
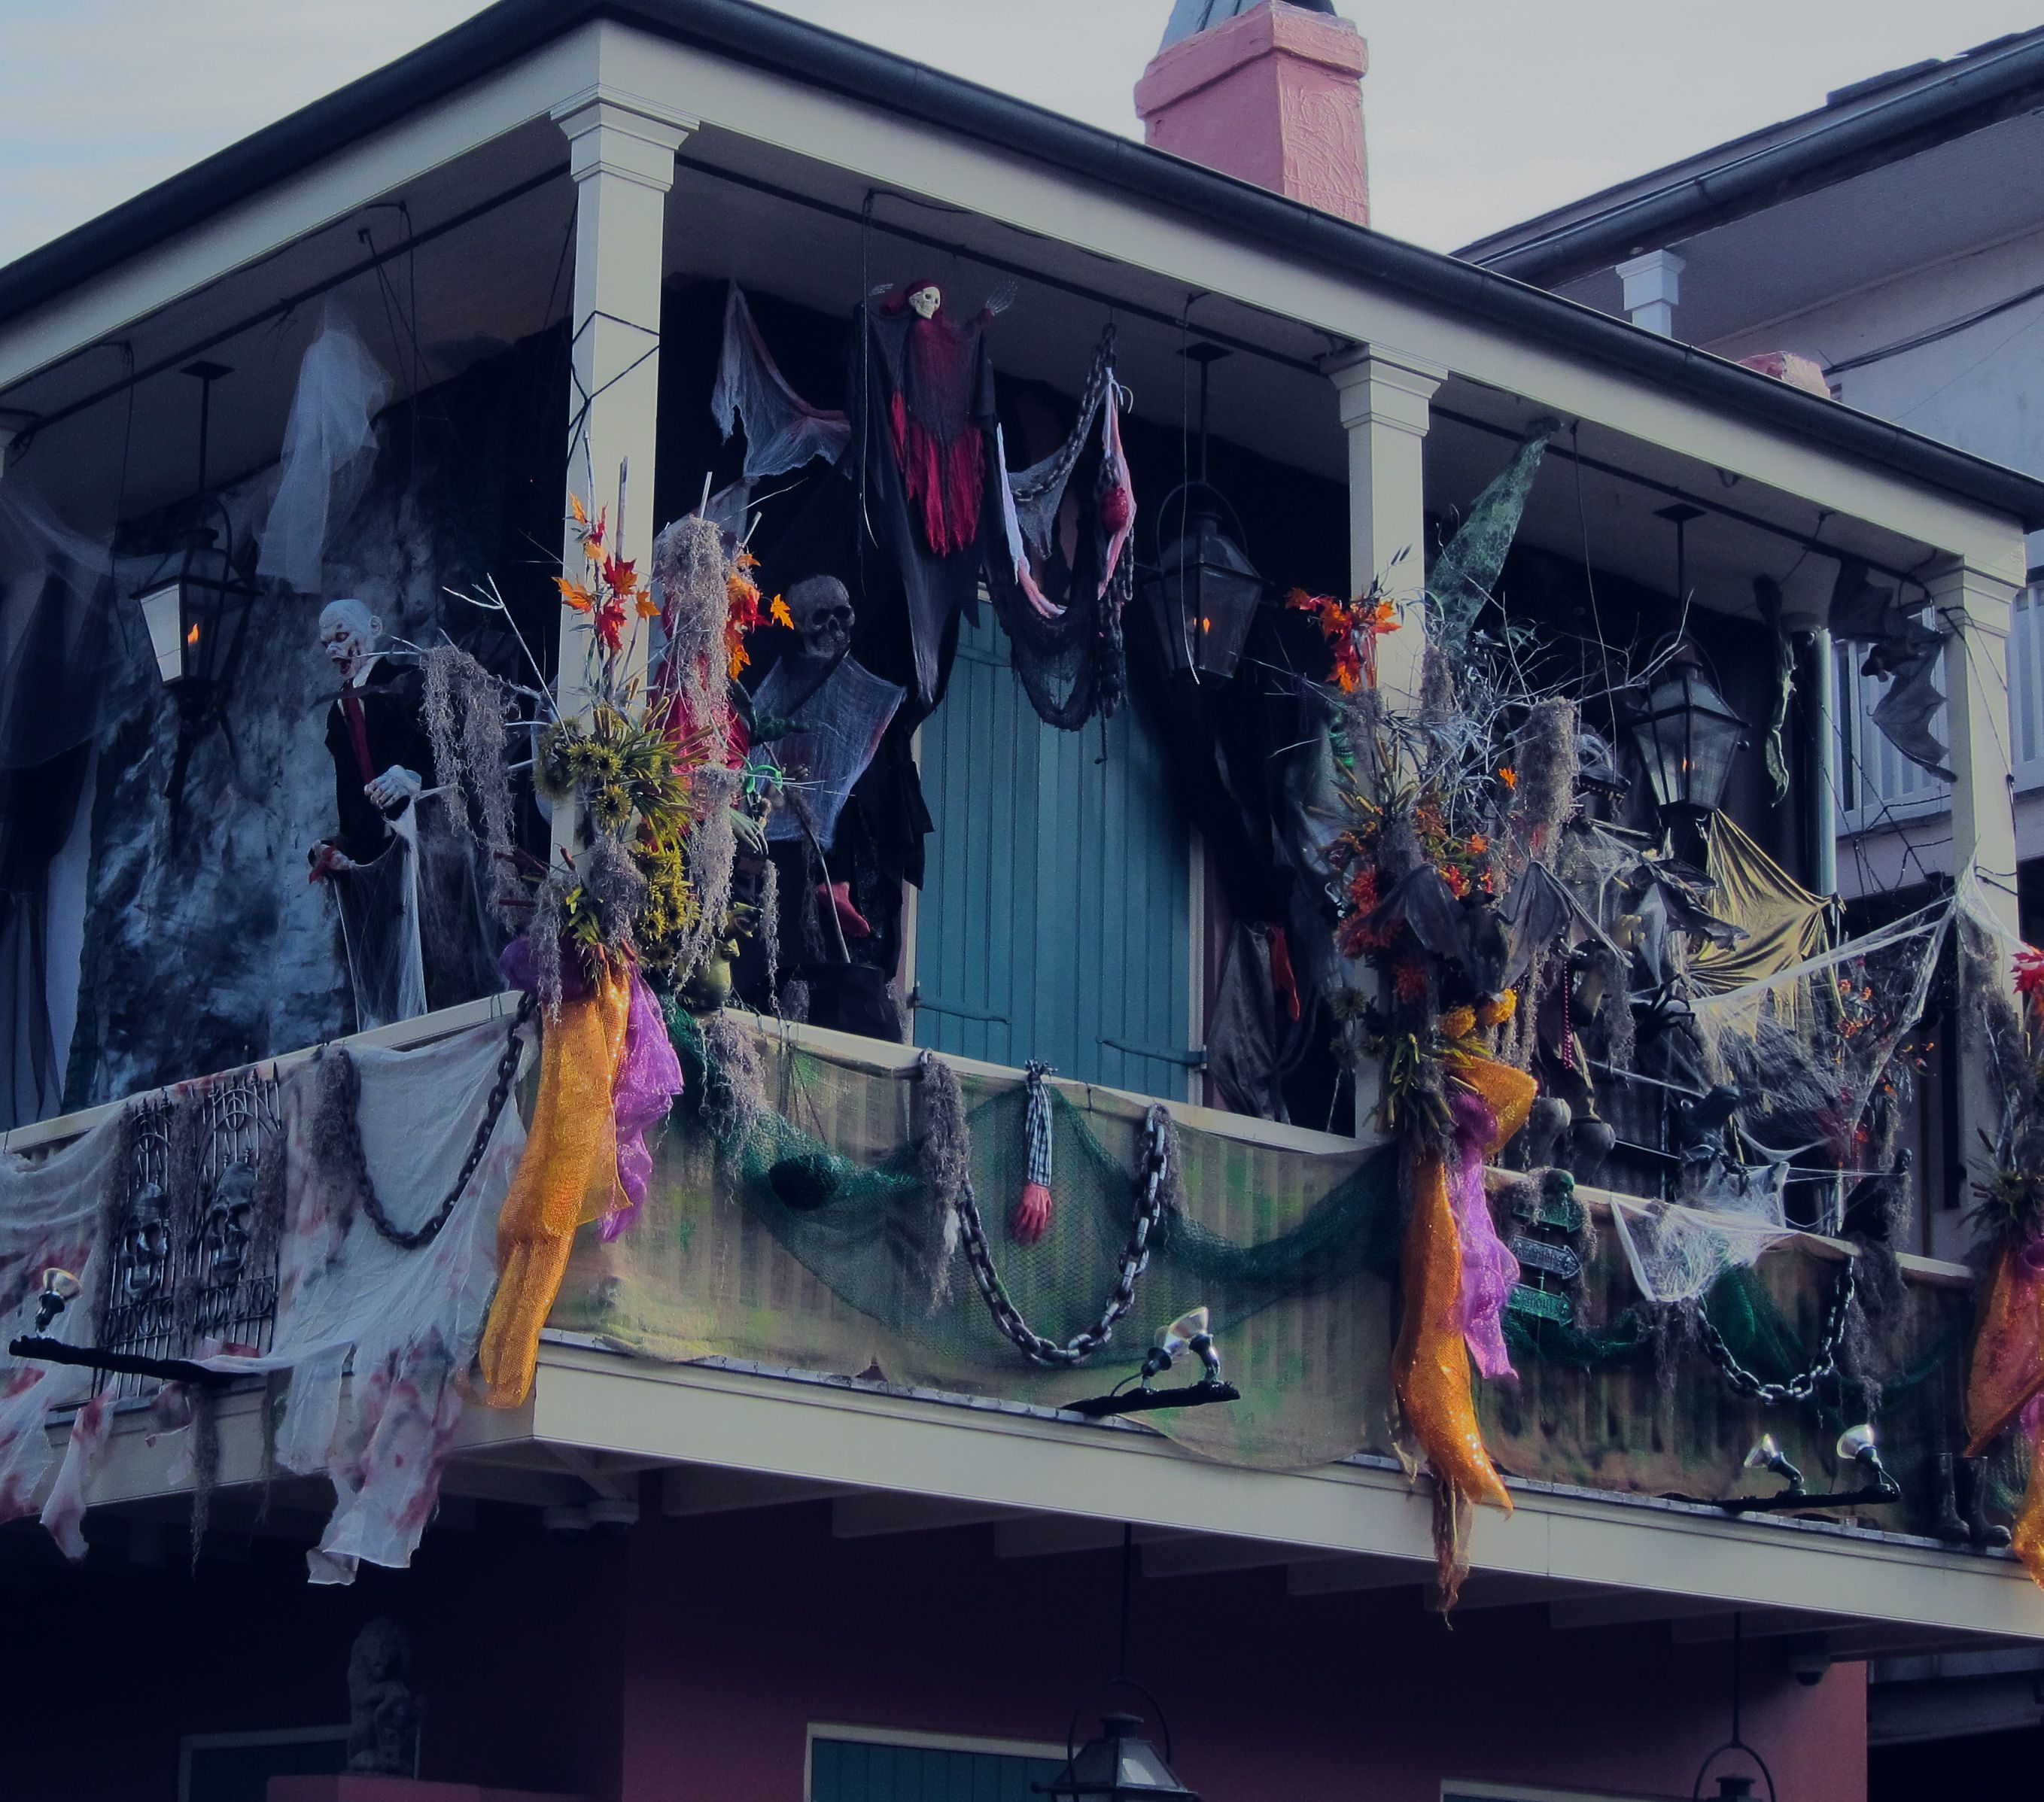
[3,0,2042,532]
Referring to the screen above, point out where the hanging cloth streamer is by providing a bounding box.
[1011,1060,1055,1245]
[476,967,631,1406]
[1425,421,1556,667]
[256,306,391,594]
[1393,1052,1533,1605]
[1690,812,1830,995]
[983,327,1135,731]
[710,283,851,480]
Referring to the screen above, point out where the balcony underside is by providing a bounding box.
[39,1332,2039,1659]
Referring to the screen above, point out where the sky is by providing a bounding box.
[4,1,2044,268]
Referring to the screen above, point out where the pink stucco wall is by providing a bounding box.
[1134,2,1370,226]
[11,1486,1865,1801]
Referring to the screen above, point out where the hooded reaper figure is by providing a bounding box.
[860,278,1009,703]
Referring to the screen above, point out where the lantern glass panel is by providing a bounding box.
[1186,515,1261,679]
[1141,514,1262,681]
[1628,659,1744,819]
[137,582,187,685]
[1041,1715,1200,1801]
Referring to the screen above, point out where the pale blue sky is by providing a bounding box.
[3,1,2042,266]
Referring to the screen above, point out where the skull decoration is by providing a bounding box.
[780,575,855,672]
[201,1161,259,1283]
[123,1182,172,1303]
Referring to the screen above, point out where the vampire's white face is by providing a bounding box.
[318,600,381,682]
[907,285,942,321]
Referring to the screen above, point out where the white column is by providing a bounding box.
[1322,347,1444,1141]
[549,88,694,849]
[1321,345,1444,710]
[1616,249,1685,338]
[1934,558,2021,926]
[1931,556,2021,1211]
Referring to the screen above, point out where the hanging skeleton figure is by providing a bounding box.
[308,599,497,1031]
[747,575,908,1040]
[859,278,1011,705]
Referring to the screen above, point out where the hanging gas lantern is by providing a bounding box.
[1140,486,1264,682]
[132,361,256,704]
[136,524,254,693]
[1625,643,1746,824]
[1039,1709,1201,1802]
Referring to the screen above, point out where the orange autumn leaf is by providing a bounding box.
[634,584,659,619]
[1497,766,1518,790]
[727,641,750,680]
[770,594,794,629]
[568,492,588,528]
[601,553,638,596]
[555,576,595,613]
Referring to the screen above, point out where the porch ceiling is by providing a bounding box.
[0,95,1947,644]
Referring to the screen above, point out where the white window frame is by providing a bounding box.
[805,1721,1068,1802]
[1444,1782,1658,1802]
[177,1725,349,1802]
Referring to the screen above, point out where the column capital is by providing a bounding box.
[1921,553,2024,600]
[1319,345,1446,436]
[551,87,697,191]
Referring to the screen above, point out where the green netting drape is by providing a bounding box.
[546,1010,1973,1513]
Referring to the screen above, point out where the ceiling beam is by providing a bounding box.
[830,1493,1024,1539]
[1286,1556,1428,1597]
[1142,1535,1352,1580]
[662,1465,850,1518]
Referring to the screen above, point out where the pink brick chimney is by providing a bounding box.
[1134,2,1369,226]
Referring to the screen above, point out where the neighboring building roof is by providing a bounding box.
[1459,26,2044,287]
[5,0,2044,527]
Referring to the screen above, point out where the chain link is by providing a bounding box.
[955,1103,1172,1367]
[327,992,532,1250]
[1693,1259,1855,1405]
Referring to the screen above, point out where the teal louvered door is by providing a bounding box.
[913,609,1194,1100]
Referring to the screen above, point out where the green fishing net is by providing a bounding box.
[554,1009,1403,1468]
[547,1010,1971,1512]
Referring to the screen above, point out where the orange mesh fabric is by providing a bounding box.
[1395,1148,1510,1513]
[476,971,631,1406]
[1392,1054,1533,1518]
[1963,1241,2044,1456]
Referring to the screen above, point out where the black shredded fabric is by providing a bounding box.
[983,327,1131,731]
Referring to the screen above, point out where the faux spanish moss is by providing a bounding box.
[421,644,520,925]
[701,1009,765,1150]
[916,1053,971,1310]
[1510,697,1578,860]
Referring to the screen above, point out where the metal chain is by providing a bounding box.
[1693,1259,1855,1405]
[326,992,532,1250]
[955,1102,1171,1367]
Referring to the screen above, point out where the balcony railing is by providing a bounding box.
[1836,587,2044,834]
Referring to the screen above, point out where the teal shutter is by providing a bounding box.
[914,611,1194,1100]
[810,1737,1060,1801]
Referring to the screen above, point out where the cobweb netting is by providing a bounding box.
[1602,901,1947,1303]
[553,1006,1401,1469]
[1686,897,1947,1162]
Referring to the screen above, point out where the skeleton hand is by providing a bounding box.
[985,279,1018,317]
[308,842,356,883]
[364,765,422,810]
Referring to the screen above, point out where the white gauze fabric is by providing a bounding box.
[0,1113,123,1547]
[256,308,392,594]
[202,1017,527,1583]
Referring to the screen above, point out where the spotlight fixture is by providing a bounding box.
[1068,1308,1241,1419]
